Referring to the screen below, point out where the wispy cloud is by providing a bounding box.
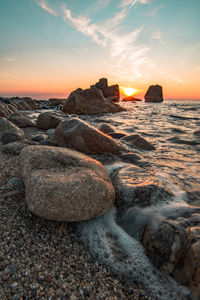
[62,4,148,81]
[151,28,162,40]
[145,5,164,17]
[35,0,58,16]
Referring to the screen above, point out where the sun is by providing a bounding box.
[122,87,137,97]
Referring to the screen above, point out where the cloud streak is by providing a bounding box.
[35,0,58,16]
[62,4,148,81]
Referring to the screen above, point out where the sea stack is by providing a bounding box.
[145,85,163,103]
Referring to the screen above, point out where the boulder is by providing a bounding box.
[20,145,115,222]
[120,134,155,151]
[54,118,127,154]
[0,102,19,118]
[94,78,120,102]
[0,118,25,140]
[31,133,48,142]
[11,97,41,110]
[111,165,173,211]
[62,87,124,115]
[36,111,69,130]
[3,141,28,155]
[8,113,36,128]
[1,132,23,145]
[122,96,142,102]
[119,202,200,296]
[49,98,66,106]
[144,85,163,103]
[99,123,115,134]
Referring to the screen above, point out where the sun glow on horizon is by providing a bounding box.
[121,87,138,97]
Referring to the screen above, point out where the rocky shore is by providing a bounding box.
[0,80,199,299]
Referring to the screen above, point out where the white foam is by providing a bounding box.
[78,207,191,300]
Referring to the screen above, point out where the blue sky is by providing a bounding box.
[0,0,200,99]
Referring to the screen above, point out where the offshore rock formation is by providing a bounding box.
[94,78,120,102]
[122,96,142,102]
[145,85,163,103]
[20,146,115,222]
[62,86,124,115]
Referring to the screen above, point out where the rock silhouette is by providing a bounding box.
[145,85,163,103]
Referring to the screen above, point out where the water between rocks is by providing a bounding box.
[27,100,200,299]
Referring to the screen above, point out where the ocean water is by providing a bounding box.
[77,100,200,300]
[27,100,200,299]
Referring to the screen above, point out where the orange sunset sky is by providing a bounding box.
[0,0,200,100]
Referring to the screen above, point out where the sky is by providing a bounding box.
[0,0,200,100]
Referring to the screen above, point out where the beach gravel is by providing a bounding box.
[0,142,154,300]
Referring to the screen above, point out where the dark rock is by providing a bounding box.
[39,140,57,146]
[36,111,69,130]
[145,85,163,103]
[3,141,27,155]
[122,96,142,102]
[1,132,23,145]
[62,87,124,115]
[7,177,25,191]
[120,134,155,151]
[31,134,48,142]
[0,118,25,140]
[108,132,126,139]
[111,165,173,211]
[48,98,66,106]
[8,113,36,128]
[54,118,127,155]
[99,123,115,134]
[94,78,120,102]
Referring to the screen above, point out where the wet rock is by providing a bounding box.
[6,177,24,191]
[120,134,155,151]
[99,123,115,134]
[36,111,69,130]
[54,118,127,155]
[8,113,36,128]
[20,145,115,221]
[62,87,124,115]
[111,165,173,211]
[145,85,163,103]
[31,134,48,142]
[0,118,25,142]
[39,139,57,146]
[108,132,126,139]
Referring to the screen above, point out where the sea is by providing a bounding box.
[28,99,200,300]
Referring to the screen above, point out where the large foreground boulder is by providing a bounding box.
[62,87,124,114]
[20,146,115,221]
[36,111,69,130]
[145,85,163,103]
[54,118,127,154]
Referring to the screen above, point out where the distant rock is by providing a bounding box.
[62,86,124,115]
[36,111,69,130]
[48,98,66,106]
[0,97,42,111]
[54,118,127,154]
[122,96,142,102]
[20,145,115,222]
[0,102,19,118]
[94,78,120,102]
[120,134,156,151]
[145,85,163,103]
